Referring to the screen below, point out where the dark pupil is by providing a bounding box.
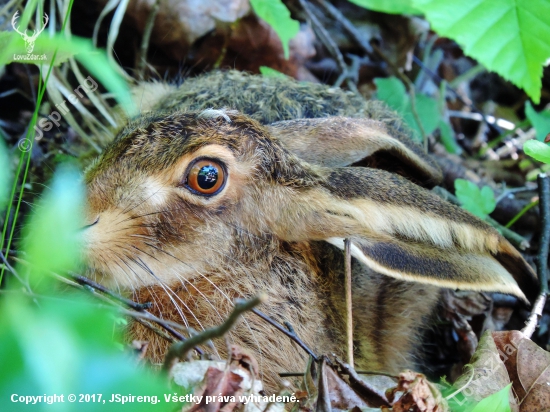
[197,165,218,189]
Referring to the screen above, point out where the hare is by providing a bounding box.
[82,70,538,390]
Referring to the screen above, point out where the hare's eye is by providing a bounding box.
[185,159,226,195]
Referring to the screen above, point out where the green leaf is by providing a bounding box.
[525,101,550,142]
[455,178,496,218]
[348,0,421,14]
[412,0,550,103]
[470,384,512,412]
[0,140,9,208]
[0,292,171,411]
[250,0,300,59]
[375,77,440,142]
[439,119,461,154]
[524,139,550,164]
[21,165,84,285]
[259,66,288,78]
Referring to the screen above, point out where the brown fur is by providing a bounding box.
[83,71,538,392]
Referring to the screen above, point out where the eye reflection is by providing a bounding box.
[186,159,225,195]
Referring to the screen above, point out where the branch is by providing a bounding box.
[162,296,265,373]
[252,308,318,361]
[522,173,549,338]
[297,0,359,94]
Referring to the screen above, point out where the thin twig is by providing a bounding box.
[522,173,549,338]
[297,0,359,94]
[163,296,264,373]
[370,43,428,150]
[314,2,429,149]
[344,238,354,366]
[137,0,161,79]
[535,173,549,295]
[252,308,319,361]
[13,258,196,347]
[412,55,499,134]
[68,271,152,311]
[314,0,373,55]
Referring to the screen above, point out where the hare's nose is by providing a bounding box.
[80,216,100,231]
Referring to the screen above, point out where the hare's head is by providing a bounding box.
[83,109,537,301]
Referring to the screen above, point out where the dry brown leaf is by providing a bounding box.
[334,358,392,407]
[172,346,280,412]
[492,331,550,411]
[387,371,448,412]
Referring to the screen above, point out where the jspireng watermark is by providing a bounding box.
[19,76,99,152]
[12,11,48,61]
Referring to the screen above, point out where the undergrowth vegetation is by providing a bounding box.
[1,0,550,411]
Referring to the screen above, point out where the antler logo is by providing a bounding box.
[12,11,49,54]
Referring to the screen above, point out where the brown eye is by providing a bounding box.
[185,159,226,195]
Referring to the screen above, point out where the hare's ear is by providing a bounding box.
[267,117,442,188]
[273,168,538,303]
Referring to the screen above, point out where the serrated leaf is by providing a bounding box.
[412,0,550,104]
[470,384,512,412]
[250,0,299,59]
[348,0,420,14]
[455,178,496,218]
[525,101,550,142]
[375,77,440,142]
[524,139,550,164]
[259,66,288,78]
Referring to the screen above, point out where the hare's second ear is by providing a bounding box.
[267,117,442,188]
[274,168,537,303]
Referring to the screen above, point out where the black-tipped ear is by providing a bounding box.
[267,117,443,188]
[271,167,537,303]
[327,236,537,304]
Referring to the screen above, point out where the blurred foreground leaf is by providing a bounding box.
[0,291,171,412]
[0,140,9,208]
[21,165,83,286]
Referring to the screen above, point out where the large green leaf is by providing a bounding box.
[348,0,420,14]
[21,166,83,285]
[525,101,550,142]
[455,178,496,218]
[524,139,550,164]
[375,76,439,142]
[250,0,299,59]
[470,384,512,412]
[0,292,171,412]
[413,0,550,103]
